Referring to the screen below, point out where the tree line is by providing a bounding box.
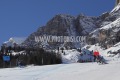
[0,45,62,68]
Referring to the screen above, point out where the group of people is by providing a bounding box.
[78,48,106,64]
[93,50,107,64]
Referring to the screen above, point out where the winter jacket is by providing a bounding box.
[93,51,99,57]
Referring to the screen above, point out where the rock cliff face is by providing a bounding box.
[22,4,120,49]
[116,0,120,6]
[88,4,120,49]
[22,14,102,49]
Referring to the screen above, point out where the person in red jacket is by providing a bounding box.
[93,50,100,62]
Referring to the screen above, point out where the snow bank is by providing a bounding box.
[61,49,80,63]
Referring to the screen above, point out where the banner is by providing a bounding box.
[3,56,10,62]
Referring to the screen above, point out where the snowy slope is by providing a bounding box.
[0,61,120,80]
[90,17,120,38]
[90,3,120,37]
[61,49,80,63]
[104,42,120,57]
[83,42,120,58]
[56,49,94,63]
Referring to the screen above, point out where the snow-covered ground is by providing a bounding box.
[1,45,120,80]
[0,59,120,80]
[1,40,120,80]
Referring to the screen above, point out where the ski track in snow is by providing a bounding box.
[0,61,120,80]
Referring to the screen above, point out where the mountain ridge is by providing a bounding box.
[22,3,120,49]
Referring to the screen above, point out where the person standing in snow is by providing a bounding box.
[93,50,100,62]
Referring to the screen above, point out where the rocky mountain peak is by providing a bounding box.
[22,4,120,49]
